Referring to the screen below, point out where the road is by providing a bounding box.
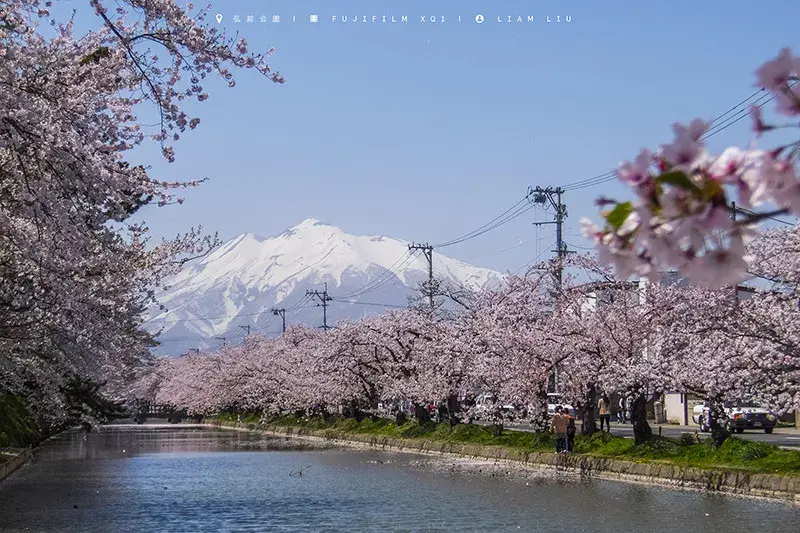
[491,420,800,450]
[124,417,800,450]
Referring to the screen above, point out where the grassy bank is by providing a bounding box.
[0,394,42,449]
[214,413,800,476]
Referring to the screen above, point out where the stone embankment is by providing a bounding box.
[208,420,800,504]
[0,449,31,483]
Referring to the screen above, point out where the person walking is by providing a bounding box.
[566,409,576,452]
[551,406,568,453]
[598,393,611,432]
[618,396,626,423]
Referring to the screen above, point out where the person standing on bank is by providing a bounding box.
[566,409,576,452]
[551,406,568,453]
[618,395,626,423]
[598,393,611,432]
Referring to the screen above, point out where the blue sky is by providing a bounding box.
[73,0,800,273]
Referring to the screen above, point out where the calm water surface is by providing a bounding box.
[1,425,798,532]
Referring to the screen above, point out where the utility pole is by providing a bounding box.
[215,337,226,348]
[271,307,286,333]
[306,282,333,330]
[408,242,434,308]
[529,186,571,290]
[529,186,571,395]
[729,201,740,305]
[239,325,250,337]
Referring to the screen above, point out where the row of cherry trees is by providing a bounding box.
[142,47,800,445]
[144,227,800,444]
[1,1,281,430]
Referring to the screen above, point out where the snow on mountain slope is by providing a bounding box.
[145,219,505,356]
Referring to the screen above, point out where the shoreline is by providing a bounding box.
[206,420,800,505]
[0,449,32,483]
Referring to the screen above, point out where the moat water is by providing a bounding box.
[1,425,798,532]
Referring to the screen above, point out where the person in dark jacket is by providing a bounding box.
[565,409,576,452]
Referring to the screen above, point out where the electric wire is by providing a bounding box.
[433,196,530,248]
[153,86,794,343]
[151,299,409,329]
[561,86,776,192]
[435,201,535,248]
[336,250,420,300]
[511,242,557,275]
[333,250,416,300]
[734,206,795,226]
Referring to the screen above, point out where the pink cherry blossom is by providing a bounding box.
[585,47,800,287]
[1,0,282,423]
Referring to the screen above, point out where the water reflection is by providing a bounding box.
[0,426,798,532]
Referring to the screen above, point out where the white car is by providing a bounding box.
[547,393,574,416]
[473,393,518,420]
[526,393,573,421]
[691,403,777,434]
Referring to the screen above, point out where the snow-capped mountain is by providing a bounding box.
[146,219,505,356]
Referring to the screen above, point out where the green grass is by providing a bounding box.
[213,412,800,476]
[0,393,42,449]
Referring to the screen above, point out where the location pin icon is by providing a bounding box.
[215,13,223,23]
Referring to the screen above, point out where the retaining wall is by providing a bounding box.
[0,449,31,483]
[208,420,800,504]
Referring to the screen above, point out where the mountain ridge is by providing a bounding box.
[146,219,505,355]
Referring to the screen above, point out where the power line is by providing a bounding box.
[337,197,536,300]
[306,282,333,330]
[732,205,795,226]
[561,86,775,192]
[334,250,414,299]
[336,300,408,309]
[435,200,534,248]
[336,250,419,300]
[271,307,286,333]
[145,298,410,326]
[434,196,531,248]
[408,242,435,308]
[152,300,412,345]
[699,89,774,141]
[510,242,557,275]
[465,240,529,261]
[565,241,594,251]
[144,247,340,326]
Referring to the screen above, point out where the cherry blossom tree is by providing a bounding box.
[550,256,675,443]
[1,0,282,423]
[582,47,799,287]
[455,271,558,434]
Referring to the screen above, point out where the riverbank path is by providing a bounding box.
[497,420,800,450]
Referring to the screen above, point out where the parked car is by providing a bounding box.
[525,393,574,422]
[473,393,518,420]
[691,402,777,433]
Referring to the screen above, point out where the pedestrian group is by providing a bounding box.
[551,393,632,453]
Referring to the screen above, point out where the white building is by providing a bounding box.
[576,272,769,425]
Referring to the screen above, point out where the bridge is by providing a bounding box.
[128,400,200,424]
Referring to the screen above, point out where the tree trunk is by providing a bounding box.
[345,399,364,422]
[631,392,652,445]
[492,422,503,437]
[446,394,461,428]
[581,382,598,436]
[707,398,730,448]
[531,385,550,433]
[320,405,332,422]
